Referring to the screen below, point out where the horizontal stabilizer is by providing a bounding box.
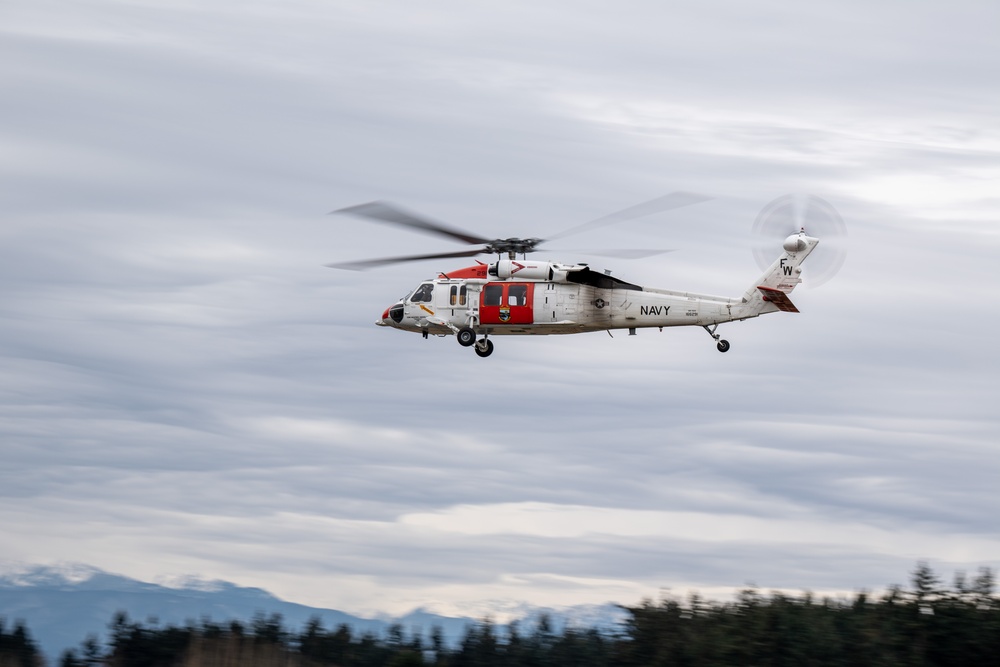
[757,286,799,313]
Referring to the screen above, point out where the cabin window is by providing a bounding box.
[484,284,503,306]
[508,285,528,307]
[448,284,469,306]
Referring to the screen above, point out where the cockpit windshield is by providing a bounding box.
[408,283,434,303]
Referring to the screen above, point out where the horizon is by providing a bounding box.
[2,559,977,622]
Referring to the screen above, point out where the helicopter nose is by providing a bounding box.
[377,303,405,326]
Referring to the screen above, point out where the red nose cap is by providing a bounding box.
[381,307,390,321]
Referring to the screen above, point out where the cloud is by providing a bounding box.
[1,0,999,620]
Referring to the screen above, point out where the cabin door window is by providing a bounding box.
[480,283,534,325]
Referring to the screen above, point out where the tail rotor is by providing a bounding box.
[751,194,847,288]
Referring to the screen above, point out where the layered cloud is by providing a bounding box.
[1,0,998,618]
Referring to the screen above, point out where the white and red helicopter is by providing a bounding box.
[329,193,845,358]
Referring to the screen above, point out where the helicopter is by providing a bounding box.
[328,193,846,358]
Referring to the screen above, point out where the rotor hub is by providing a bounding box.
[484,237,545,258]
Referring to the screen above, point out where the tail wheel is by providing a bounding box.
[474,339,494,358]
[717,340,730,353]
[457,327,476,347]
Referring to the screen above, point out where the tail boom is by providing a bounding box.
[734,232,819,318]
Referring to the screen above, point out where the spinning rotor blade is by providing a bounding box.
[329,192,702,270]
[548,191,712,241]
[751,194,847,288]
[326,248,486,271]
[332,201,490,246]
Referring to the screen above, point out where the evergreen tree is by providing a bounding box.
[8,562,1000,667]
[0,619,42,667]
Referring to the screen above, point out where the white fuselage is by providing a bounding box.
[382,270,764,337]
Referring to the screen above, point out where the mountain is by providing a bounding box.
[0,564,625,662]
[0,564,429,661]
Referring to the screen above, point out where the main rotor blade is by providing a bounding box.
[331,201,490,246]
[326,248,486,271]
[548,191,713,241]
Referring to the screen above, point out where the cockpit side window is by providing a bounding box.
[409,283,434,303]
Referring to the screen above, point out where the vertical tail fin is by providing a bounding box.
[740,232,819,314]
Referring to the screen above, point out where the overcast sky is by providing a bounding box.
[2,0,999,619]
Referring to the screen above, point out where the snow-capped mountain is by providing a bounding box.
[0,563,626,662]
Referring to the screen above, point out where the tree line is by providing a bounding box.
[2,563,998,667]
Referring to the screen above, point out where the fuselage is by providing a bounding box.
[378,259,761,337]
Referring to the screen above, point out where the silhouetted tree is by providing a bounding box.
[10,562,1000,667]
[0,619,42,667]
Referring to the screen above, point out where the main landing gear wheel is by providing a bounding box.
[474,339,494,358]
[456,327,476,347]
[717,340,731,353]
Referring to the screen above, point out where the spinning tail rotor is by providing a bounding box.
[751,194,847,288]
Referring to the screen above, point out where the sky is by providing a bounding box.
[2,0,999,619]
